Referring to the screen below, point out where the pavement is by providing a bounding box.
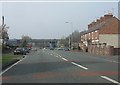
[1,49,119,83]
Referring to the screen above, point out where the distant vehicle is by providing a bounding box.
[57,48,64,50]
[50,47,54,50]
[31,48,37,51]
[14,48,27,55]
[64,47,70,51]
[39,47,43,49]
[43,48,46,50]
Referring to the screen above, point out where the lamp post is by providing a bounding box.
[65,21,73,50]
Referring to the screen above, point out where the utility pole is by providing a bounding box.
[69,35,71,50]
[65,21,73,50]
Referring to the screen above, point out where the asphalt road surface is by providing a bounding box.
[1,49,119,83]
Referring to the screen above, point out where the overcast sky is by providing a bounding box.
[1,1,118,39]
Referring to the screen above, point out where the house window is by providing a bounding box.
[95,37,97,39]
[92,37,93,39]
[89,33,90,37]
[85,34,87,40]
[95,30,98,32]
[92,34,93,39]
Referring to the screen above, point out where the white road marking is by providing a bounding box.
[52,52,62,58]
[101,76,120,84]
[62,58,68,61]
[0,56,27,76]
[71,62,88,70]
[59,55,62,57]
[55,56,58,57]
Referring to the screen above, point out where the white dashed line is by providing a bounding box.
[55,56,58,57]
[71,62,88,70]
[62,58,68,61]
[59,55,62,57]
[101,76,120,84]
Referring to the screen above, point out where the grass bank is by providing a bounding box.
[2,53,22,65]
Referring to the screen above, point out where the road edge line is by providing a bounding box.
[0,55,27,76]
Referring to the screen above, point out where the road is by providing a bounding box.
[1,49,119,84]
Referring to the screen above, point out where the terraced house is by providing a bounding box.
[80,13,120,55]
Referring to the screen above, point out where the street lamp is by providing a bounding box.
[65,21,73,50]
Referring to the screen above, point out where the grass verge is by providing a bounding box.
[2,53,22,65]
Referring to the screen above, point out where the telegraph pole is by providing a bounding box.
[65,21,73,50]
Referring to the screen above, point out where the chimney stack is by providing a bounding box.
[96,19,100,24]
[100,17,105,22]
[91,21,96,27]
[104,13,113,20]
[88,23,92,29]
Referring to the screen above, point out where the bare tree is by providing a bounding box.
[71,30,80,43]
[21,35,32,47]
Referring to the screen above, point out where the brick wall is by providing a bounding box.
[114,48,120,55]
[88,44,117,56]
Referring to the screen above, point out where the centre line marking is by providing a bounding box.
[71,62,88,70]
[55,56,58,57]
[62,58,68,61]
[101,76,120,84]
[59,55,62,57]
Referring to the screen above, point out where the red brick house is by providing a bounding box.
[80,13,120,54]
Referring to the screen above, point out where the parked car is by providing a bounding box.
[14,48,27,55]
[23,48,30,53]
